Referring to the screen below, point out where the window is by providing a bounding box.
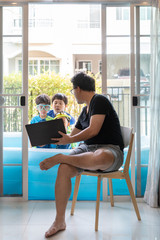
[50,60,60,74]
[116,7,129,20]
[29,60,38,75]
[77,5,100,28]
[77,61,92,72]
[116,6,151,21]
[17,59,60,75]
[40,60,59,74]
[14,19,22,28]
[18,59,22,73]
[140,7,151,20]
[90,5,100,28]
[29,5,54,28]
[13,8,22,28]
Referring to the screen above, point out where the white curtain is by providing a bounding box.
[144,0,160,207]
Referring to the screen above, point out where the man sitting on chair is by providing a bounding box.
[39,72,124,238]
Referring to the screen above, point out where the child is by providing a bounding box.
[30,94,53,148]
[31,93,72,149]
[49,93,73,149]
[47,93,75,125]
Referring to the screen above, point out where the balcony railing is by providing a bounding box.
[108,86,150,136]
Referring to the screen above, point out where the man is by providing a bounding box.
[40,72,124,238]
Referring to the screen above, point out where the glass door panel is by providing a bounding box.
[28,3,102,200]
[104,5,151,198]
[107,36,130,126]
[28,3,101,122]
[3,37,22,94]
[3,107,23,196]
[105,6,131,196]
[3,7,22,36]
[106,7,130,127]
[134,6,151,197]
[0,5,26,198]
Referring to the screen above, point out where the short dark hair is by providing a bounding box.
[71,72,95,91]
[35,94,50,105]
[52,93,68,105]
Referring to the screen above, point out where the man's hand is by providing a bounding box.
[51,131,71,145]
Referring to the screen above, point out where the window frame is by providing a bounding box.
[16,57,60,75]
[76,60,92,73]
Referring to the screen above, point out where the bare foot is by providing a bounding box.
[39,154,62,170]
[45,221,66,238]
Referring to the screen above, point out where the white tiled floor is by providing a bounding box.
[0,200,160,240]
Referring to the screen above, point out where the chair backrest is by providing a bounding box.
[121,126,132,148]
[120,126,134,173]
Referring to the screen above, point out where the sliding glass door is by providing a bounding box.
[0,4,28,200]
[102,4,151,197]
[134,6,151,197]
[0,1,151,200]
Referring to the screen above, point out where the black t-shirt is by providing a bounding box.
[75,94,124,151]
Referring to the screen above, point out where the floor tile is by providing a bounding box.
[0,201,159,240]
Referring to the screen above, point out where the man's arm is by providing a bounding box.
[52,114,105,145]
[70,127,82,136]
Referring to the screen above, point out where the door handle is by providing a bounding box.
[20,96,25,106]
[133,96,138,106]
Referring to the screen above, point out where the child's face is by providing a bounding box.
[37,103,50,118]
[52,99,66,114]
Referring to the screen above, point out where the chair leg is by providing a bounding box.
[95,175,102,231]
[108,178,114,207]
[71,175,81,216]
[125,173,141,221]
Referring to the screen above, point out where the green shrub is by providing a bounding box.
[3,72,102,131]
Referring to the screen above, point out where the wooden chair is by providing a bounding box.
[70,126,141,231]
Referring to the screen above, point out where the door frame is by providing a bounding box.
[102,3,151,200]
[101,3,151,199]
[0,3,28,201]
[101,3,136,199]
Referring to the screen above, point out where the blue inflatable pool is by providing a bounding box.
[3,133,149,199]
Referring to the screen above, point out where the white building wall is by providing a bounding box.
[3,4,151,76]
